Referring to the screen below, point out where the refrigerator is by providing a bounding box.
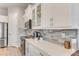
[0,22,8,48]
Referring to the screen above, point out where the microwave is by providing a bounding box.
[25,19,32,29]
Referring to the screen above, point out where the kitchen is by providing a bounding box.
[0,3,78,56]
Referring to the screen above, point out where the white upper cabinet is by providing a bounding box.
[41,3,77,29]
[31,5,36,29]
[32,4,42,29]
[42,4,79,29]
[25,4,79,29]
[24,5,32,22]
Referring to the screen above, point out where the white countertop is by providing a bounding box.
[25,39,76,56]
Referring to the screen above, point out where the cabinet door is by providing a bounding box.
[52,4,70,28]
[26,43,31,56]
[25,41,28,56]
[26,42,49,56]
[39,49,49,56]
[36,4,41,26]
[32,4,42,29]
[28,44,40,56]
[41,4,70,29]
[25,5,32,20]
[32,8,36,28]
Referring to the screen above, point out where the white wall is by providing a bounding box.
[0,8,8,23]
[8,7,25,47]
[69,4,79,29]
[0,9,8,16]
[71,4,79,49]
[0,15,8,22]
[8,7,18,47]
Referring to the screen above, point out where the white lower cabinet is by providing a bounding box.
[25,42,49,56]
[28,44,40,56]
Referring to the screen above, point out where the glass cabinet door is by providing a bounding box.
[32,9,35,27]
[36,4,41,26]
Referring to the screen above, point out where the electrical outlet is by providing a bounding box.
[61,33,66,38]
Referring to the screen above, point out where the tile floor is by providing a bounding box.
[0,46,21,56]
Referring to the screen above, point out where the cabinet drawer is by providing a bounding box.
[39,50,49,56]
[26,41,49,56]
[31,45,49,56]
[38,48,49,56]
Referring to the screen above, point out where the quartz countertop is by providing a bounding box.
[71,50,79,56]
[25,39,76,56]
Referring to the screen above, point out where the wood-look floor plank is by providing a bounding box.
[0,47,21,56]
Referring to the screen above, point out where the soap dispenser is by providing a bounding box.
[64,38,71,49]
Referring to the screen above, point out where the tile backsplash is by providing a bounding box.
[42,29,77,39]
[25,29,78,48]
[25,29,77,39]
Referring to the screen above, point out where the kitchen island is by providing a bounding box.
[25,38,76,56]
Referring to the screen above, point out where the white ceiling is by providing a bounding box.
[0,3,29,9]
